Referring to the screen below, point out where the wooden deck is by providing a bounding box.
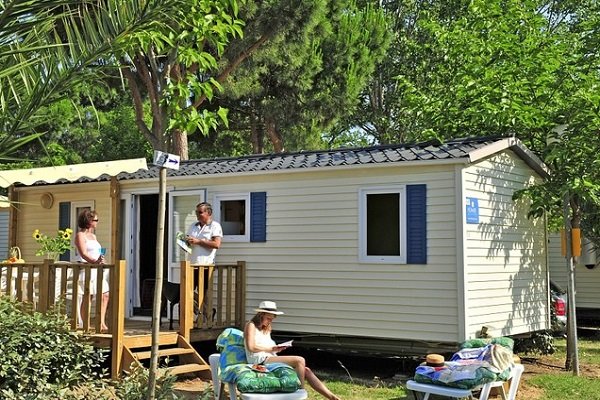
[0,260,246,378]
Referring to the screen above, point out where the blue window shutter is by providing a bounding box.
[59,202,71,261]
[406,184,427,264]
[250,192,267,242]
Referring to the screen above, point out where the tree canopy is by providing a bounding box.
[0,0,173,162]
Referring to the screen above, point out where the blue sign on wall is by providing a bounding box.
[466,197,479,224]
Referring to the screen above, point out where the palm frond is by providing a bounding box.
[0,0,178,157]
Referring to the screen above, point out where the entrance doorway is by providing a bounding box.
[132,194,169,317]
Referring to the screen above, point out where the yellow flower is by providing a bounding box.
[32,228,73,258]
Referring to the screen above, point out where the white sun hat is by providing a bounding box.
[255,300,284,315]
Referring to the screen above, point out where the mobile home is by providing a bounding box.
[3,136,551,354]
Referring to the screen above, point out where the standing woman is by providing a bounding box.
[75,209,109,332]
[244,301,341,400]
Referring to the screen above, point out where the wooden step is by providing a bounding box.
[122,334,211,379]
[166,363,210,376]
[123,332,179,349]
[134,347,196,360]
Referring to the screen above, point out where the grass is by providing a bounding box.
[525,336,600,400]
[550,336,600,364]
[305,379,408,400]
[301,336,600,400]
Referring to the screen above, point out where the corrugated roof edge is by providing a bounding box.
[19,135,548,186]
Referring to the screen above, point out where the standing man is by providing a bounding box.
[186,201,223,265]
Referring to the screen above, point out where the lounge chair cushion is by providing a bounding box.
[217,327,248,369]
[215,327,301,393]
[232,363,301,393]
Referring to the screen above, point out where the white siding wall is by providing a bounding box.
[548,233,600,309]
[463,151,548,339]
[15,150,545,344]
[127,164,462,343]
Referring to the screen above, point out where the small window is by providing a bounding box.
[214,193,250,242]
[359,187,406,263]
[69,201,95,262]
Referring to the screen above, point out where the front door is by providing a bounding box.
[125,193,160,317]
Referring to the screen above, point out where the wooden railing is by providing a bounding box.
[178,261,246,340]
[0,260,126,378]
[1,260,246,377]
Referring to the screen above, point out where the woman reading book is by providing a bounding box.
[244,300,341,400]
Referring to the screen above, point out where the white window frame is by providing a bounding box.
[168,189,206,282]
[213,193,251,242]
[358,186,407,264]
[69,200,95,262]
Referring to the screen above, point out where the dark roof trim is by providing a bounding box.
[17,136,548,186]
[118,136,547,182]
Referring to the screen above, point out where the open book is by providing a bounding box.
[177,239,192,253]
[278,340,293,348]
[176,231,192,254]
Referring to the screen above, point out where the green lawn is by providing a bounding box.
[301,336,600,400]
[305,379,408,400]
[524,336,600,400]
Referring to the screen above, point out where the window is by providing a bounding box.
[214,193,250,242]
[212,192,267,243]
[58,200,94,262]
[359,185,427,264]
[359,187,407,263]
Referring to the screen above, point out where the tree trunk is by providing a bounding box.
[265,116,284,153]
[172,128,189,160]
[148,166,167,399]
[250,111,264,154]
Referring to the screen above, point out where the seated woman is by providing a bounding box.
[244,300,341,400]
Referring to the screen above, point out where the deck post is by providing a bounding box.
[235,261,246,327]
[111,260,126,379]
[38,259,51,312]
[109,177,120,263]
[180,261,193,341]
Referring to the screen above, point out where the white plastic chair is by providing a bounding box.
[209,353,308,400]
[406,363,524,400]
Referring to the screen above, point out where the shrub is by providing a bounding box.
[0,297,106,398]
[513,331,556,355]
[115,364,182,400]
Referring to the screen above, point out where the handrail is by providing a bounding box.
[2,259,244,378]
[0,260,125,336]
[179,261,246,340]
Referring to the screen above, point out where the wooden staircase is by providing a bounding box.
[122,332,211,378]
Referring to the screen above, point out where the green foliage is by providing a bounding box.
[0,297,106,397]
[32,228,74,258]
[119,0,245,153]
[213,0,391,154]
[513,331,556,356]
[0,88,154,169]
[115,364,182,400]
[0,0,173,160]
[350,0,600,249]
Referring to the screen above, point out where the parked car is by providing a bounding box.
[550,280,567,336]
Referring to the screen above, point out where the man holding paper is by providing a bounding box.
[186,202,222,265]
[244,300,341,400]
